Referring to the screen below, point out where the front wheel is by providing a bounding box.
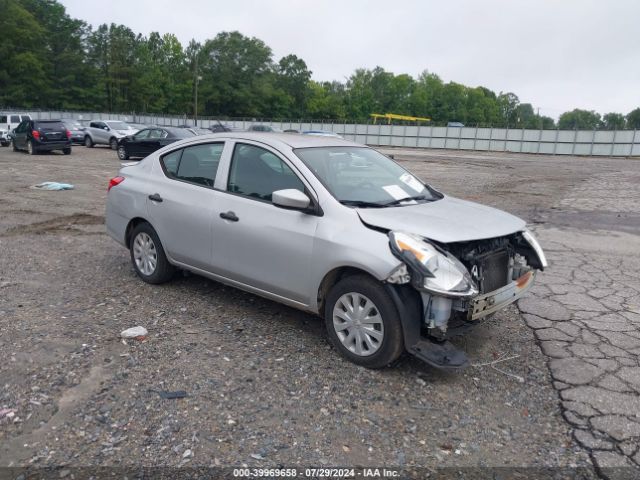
[117,145,129,160]
[109,137,118,150]
[324,275,404,368]
[129,223,175,284]
[84,136,94,148]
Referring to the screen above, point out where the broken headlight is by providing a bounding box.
[388,231,478,297]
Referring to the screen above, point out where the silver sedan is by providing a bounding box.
[106,133,547,369]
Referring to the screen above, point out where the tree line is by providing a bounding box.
[2,0,639,130]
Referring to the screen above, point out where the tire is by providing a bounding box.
[117,145,129,160]
[63,147,71,155]
[11,140,17,152]
[27,140,36,155]
[324,274,404,369]
[84,136,94,148]
[109,137,118,150]
[129,222,175,284]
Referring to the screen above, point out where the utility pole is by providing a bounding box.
[194,54,202,127]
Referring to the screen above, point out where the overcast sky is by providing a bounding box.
[60,0,639,119]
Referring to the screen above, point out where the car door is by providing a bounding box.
[139,129,165,155]
[212,141,320,304]
[147,141,227,270]
[14,120,28,148]
[128,128,150,157]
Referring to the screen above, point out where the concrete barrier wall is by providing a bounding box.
[11,110,640,156]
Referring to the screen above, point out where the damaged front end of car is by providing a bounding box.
[385,229,547,369]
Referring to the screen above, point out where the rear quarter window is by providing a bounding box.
[161,149,182,177]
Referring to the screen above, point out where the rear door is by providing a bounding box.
[147,141,228,269]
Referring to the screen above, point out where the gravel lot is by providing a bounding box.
[0,142,638,477]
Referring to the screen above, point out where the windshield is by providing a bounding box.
[106,121,129,130]
[294,147,439,207]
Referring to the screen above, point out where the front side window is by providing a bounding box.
[227,144,304,202]
[160,143,223,188]
[134,129,151,140]
[11,115,20,123]
[294,146,439,207]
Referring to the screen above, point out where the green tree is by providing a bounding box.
[276,54,311,117]
[626,108,640,129]
[602,112,626,130]
[558,109,602,130]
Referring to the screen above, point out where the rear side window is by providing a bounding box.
[161,143,223,188]
[11,115,20,123]
[0,116,6,123]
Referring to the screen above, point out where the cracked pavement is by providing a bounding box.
[397,150,640,478]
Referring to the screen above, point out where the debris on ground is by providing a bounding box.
[120,326,148,340]
[148,389,188,400]
[32,182,75,191]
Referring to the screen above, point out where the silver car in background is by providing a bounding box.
[106,133,547,369]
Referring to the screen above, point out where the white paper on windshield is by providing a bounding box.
[382,184,409,200]
[399,173,424,193]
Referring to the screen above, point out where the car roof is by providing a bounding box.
[201,131,361,149]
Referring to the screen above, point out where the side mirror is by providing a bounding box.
[272,189,310,211]
[387,154,395,159]
[103,126,109,131]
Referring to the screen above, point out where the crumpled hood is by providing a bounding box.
[357,195,526,243]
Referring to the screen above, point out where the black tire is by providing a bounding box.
[324,274,404,369]
[129,222,175,284]
[117,145,129,160]
[109,137,118,150]
[84,136,94,148]
[27,140,36,155]
[11,140,17,152]
[63,147,71,155]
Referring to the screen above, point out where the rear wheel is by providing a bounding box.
[129,223,175,284]
[84,136,94,148]
[109,137,118,150]
[117,145,129,160]
[324,275,404,368]
[11,140,17,152]
[27,140,36,155]
[63,147,71,155]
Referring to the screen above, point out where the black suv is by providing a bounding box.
[11,119,72,155]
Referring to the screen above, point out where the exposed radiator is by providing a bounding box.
[478,249,510,293]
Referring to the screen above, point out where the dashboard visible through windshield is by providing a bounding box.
[293,146,440,207]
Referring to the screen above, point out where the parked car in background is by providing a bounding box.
[248,124,282,132]
[117,126,194,160]
[447,122,465,127]
[62,119,85,144]
[128,123,154,132]
[185,127,212,136]
[302,130,343,138]
[209,121,233,133]
[84,120,137,149]
[105,133,546,369]
[1,113,32,146]
[11,119,71,155]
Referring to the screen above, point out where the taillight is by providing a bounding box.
[32,130,40,140]
[108,176,125,192]
[66,129,72,139]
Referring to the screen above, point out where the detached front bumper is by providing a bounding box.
[468,270,536,320]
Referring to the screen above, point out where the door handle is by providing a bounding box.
[219,211,239,222]
[148,193,163,202]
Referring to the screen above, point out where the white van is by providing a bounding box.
[0,113,32,146]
